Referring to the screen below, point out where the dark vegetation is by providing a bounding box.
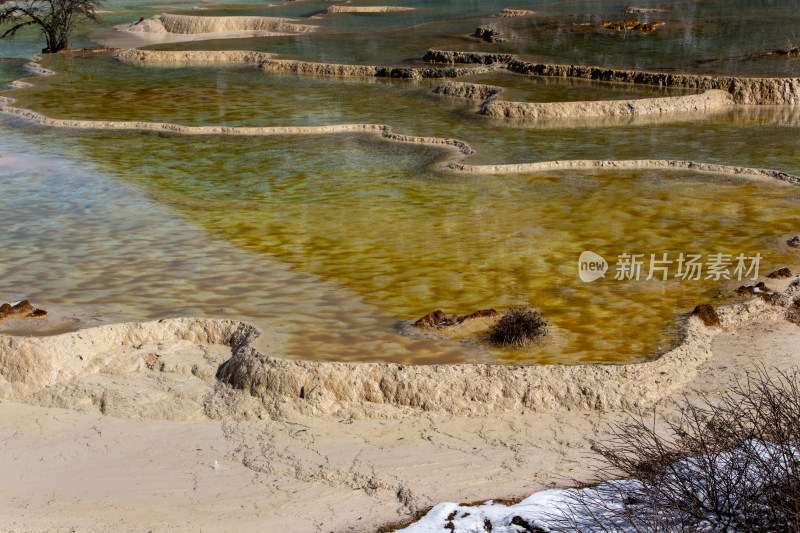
[489,306,547,346]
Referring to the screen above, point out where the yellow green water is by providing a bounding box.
[3,122,799,364]
[2,0,800,364]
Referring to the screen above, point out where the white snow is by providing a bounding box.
[398,440,800,532]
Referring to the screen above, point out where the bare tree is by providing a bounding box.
[0,0,104,53]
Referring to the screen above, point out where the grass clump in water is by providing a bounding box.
[489,306,547,347]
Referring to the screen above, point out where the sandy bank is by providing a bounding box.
[1,277,800,531]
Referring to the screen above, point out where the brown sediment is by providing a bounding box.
[736,283,782,305]
[423,50,517,65]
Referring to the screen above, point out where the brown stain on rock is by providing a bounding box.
[767,268,793,279]
[692,304,720,327]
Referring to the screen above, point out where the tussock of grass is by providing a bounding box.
[489,307,547,347]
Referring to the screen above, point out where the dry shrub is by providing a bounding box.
[549,366,800,532]
[489,307,547,347]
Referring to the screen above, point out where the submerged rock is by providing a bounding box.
[692,304,720,327]
[767,268,793,279]
[415,309,500,329]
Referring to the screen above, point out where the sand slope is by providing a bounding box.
[1,277,800,531]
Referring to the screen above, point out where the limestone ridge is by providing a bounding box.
[125,13,316,35]
[424,49,800,105]
[448,159,800,185]
[2,51,799,182]
[1,280,799,417]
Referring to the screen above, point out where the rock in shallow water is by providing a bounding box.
[414,309,499,329]
[0,300,47,324]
